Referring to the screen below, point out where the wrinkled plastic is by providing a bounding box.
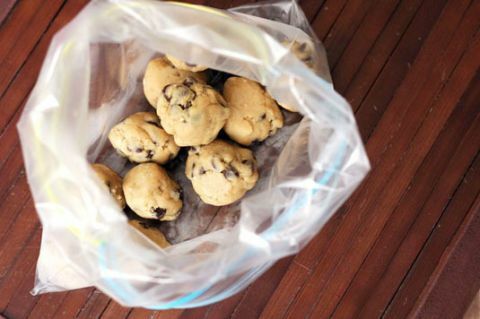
[17,0,369,308]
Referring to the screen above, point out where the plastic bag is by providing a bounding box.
[18,0,369,308]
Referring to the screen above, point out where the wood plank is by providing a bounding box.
[259,0,448,316]
[386,155,480,318]
[0,201,39,289]
[51,289,95,319]
[0,0,89,133]
[0,0,65,99]
[307,14,480,318]
[202,293,244,319]
[342,0,425,109]
[322,0,376,68]
[100,301,132,319]
[298,0,327,22]
[227,257,291,319]
[0,0,18,26]
[75,290,111,319]
[0,105,23,165]
[408,194,480,318]
[331,0,404,93]
[334,71,480,318]
[26,292,68,319]
[0,227,41,311]
[354,0,451,139]
[127,308,158,319]
[277,1,474,317]
[2,229,41,319]
[0,145,24,201]
[311,0,349,41]
[154,309,184,319]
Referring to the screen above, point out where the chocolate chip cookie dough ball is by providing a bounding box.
[283,40,317,70]
[108,112,179,164]
[165,55,208,72]
[280,39,322,112]
[143,57,206,108]
[223,77,283,145]
[123,163,183,221]
[128,220,170,248]
[156,79,230,146]
[186,140,259,206]
[91,163,125,208]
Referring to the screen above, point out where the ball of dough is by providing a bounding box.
[123,163,183,221]
[165,55,208,72]
[108,112,179,164]
[92,163,125,208]
[157,79,230,146]
[279,39,319,112]
[128,220,170,248]
[186,140,259,206]
[283,40,317,70]
[143,57,206,108]
[223,77,283,145]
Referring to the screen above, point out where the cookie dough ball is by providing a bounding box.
[92,163,125,208]
[283,40,316,70]
[143,57,206,108]
[108,112,179,164]
[157,79,230,146]
[223,77,283,145]
[280,40,320,112]
[165,55,208,72]
[186,140,259,206]
[123,163,183,221]
[128,220,170,248]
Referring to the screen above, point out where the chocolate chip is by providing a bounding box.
[259,113,266,120]
[162,84,174,102]
[222,167,239,179]
[135,147,143,153]
[146,150,154,159]
[180,101,193,110]
[183,77,196,86]
[190,146,200,154]
[242,159,255,171]
[139,221,151,229]
[298,42,307,52]
[251,139,261,146]
[190,163,195,178]
[199,167,206,175]
[169,85,196,110]
[303,56,313,63]
[153,207,166,219]
[146,120,160,127]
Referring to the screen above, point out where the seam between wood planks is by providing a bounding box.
[0,0,68,106]
[0,0,20,29]
[327,12,479,318]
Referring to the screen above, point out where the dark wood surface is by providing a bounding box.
[0,0,479,318]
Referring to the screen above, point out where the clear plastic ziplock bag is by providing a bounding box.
[17,0,370,308]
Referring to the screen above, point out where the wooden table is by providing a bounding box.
[0,0,479,318]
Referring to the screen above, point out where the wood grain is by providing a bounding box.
[0,0,478,319]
